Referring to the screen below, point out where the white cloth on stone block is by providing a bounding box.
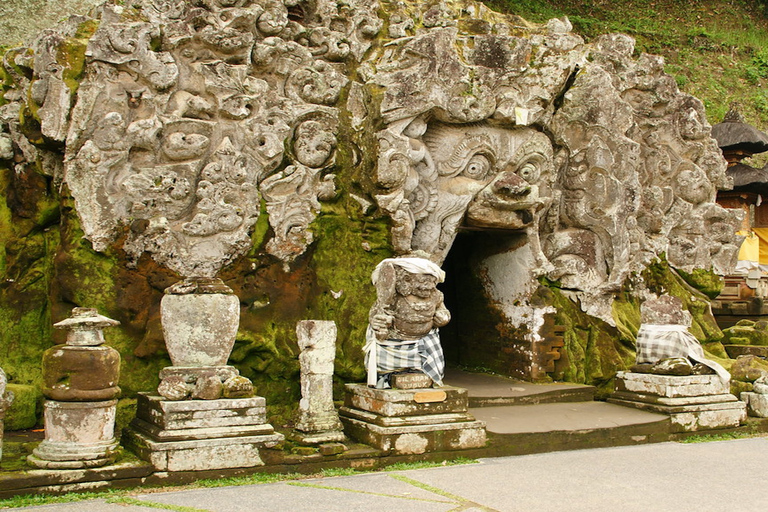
[364,327,444,388]
[635,324,729,382]
[371,257,446,285]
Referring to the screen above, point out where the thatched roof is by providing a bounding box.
[712,108,768,154]
[728,162,768,190]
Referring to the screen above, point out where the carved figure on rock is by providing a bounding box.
[365,257,449,388]
[633,295,729,381]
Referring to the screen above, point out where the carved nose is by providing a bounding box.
[492,172,530,198]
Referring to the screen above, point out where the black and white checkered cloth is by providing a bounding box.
[636,324,729,381]
[364,328,445,388]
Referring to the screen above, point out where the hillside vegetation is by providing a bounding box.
[488,0,768,163]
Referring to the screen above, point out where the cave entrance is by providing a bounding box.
[439,228,567,381]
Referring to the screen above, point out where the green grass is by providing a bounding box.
[0,457,478,509]
[678,431,766,443]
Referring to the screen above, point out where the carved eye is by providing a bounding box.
[518,162,540,183]
[463,154,491,180]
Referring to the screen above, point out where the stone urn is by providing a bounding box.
[157,277,253,400]
[29,308,121,469]
[161,277,240,367]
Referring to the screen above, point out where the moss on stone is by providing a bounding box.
[642,258,723,342]
[547,286,635,397]
[3,384,42,430]
[114,398,137,435]
[721,320,768,346]
[676,268,724,300]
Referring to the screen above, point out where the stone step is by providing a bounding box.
[443,367,596,407]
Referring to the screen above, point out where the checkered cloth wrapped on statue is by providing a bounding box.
[364,327,445,388]
[635,324,729,382]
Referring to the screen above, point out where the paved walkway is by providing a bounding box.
[7,437,768,512]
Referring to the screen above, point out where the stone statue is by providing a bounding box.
[365,257,449,388]
[632,295,728,380]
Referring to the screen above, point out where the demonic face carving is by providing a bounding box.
[407,122,554,261]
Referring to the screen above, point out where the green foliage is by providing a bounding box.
[485,0,768,127]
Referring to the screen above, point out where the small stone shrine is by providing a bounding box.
[340,257,486,455]
[609,296,746,432]
[292,320,345,444]
[124,277,282,472]
[28,308,121,469]
[741,375,768,417]
[0,367,12,464]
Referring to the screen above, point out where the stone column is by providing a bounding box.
[28,308,121,469]
[292,320,344,444]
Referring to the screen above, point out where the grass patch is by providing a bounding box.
[0,457,478,509]
[678,431,766,443]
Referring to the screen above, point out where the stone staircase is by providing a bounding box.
[443,367,673,455]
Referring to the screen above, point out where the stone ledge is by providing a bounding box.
[343,384,468,417]
[339,406,475,427]
[615,372,729,398]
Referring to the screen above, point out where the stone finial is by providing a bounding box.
[54,307,120,346]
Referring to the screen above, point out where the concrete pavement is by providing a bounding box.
[6,436,768,512]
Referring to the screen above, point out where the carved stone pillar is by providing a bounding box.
[292,320,344,444]
[28,308,121,469]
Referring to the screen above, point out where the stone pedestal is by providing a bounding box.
[29,400,119,469]
[608,372,747,432]
[123,393,283,471]
[339,384,486,455]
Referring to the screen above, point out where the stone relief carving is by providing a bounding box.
[0,0,378,278]
[0,0,744,345]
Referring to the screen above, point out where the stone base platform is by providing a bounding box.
[123,394,283,471]
[608,372,747,432]
[339,384,486,455]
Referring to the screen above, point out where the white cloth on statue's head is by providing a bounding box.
[371,257,445,284]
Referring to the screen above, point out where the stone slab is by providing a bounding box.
[614,372,729,398]
[343,384,467,417]
[610,391,739,407]
[123,428,284,472]
[340,415,486,455]
[741,392,768,417]
[136,393,267,430]
[608,398,747,432]
[289,430,346,445]
[339,406,475,428]
[129,417,278,441]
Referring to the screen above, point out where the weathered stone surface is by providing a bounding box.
[0,0,747,413]
[610,371,746,432]
[741,391,768,417]
[294,320,343,438]
[124,393,282,471]
[29,400,119,469]
[341,383,484,455]
[344,383,468,417]
[729,355,768,382]
[341,415,486,455]
[614,372,730,397]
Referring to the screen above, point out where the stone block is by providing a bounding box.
[614,372,729,398]
[135,393,267,430]
[29,400,118,469]
[125,393,283,471]
[340,384,485,455]
[123,428,283,472]
[341,416,486,455]
[343,384,468,417]
[741,392,768,417]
